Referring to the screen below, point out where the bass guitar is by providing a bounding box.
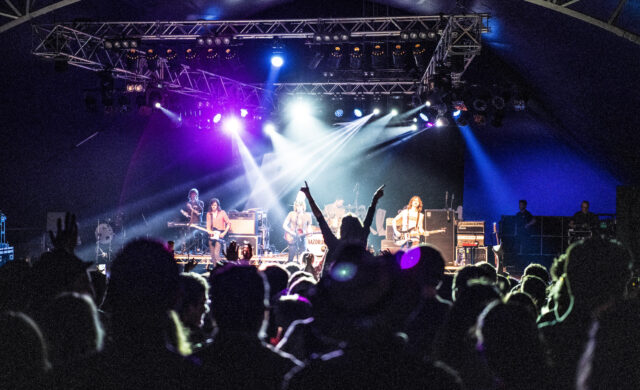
[284,229,313,245]
[167,222,225,241]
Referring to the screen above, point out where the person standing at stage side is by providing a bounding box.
[569,200,599,230]
[206,198,230,265]
[184,189,204,224]
[392,196,425,247]
[515,200,536,254]
[283,198,312,263]
[300,181,384,268]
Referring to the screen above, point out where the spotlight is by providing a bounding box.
[264,123,277,135]
[412,117,418,122]
[240,108,248,118]
[371,43,385,69]
[271,55,284,67]
[453,110,461,117]
[392,44,407,68]
[419,113,429,122]
[213,113,222,123]
[349,45,363,69]
[390,109,398,116]
[354,108,363,118]
[328,46,343,69]
[335,109,344,118]
[197,37,205,46]
[289,100,312,119]
[410,124,418,131]
[425,101,432,107]
[206,37,213,46]
[435,115,449,127]
[373,108,380,115]
[223,117,242,133]
[154,102,162,108]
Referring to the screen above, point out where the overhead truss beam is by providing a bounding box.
[0,0,80,33]
[525,0,640,45]
[44,14,488,41]
[32,14,488,108]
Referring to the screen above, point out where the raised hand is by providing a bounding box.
[300,181,311,197]
[48,212,78,254]
[373,184,385,201]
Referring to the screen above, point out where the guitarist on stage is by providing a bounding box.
[393,196,425,248]
[206,198,230,265]
[283,198,312,263]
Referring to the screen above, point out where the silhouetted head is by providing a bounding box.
[40,292,104,366]
[452,265,487,301]
[31,250,93,307]
[104,239,180,316]
[476,262,497,283]
[476,301,546,386]
[339,214,363,241]
[0,312,49,387]
[564,237,633,309]
[177,272,210,328]
[524,263,550,284]
[399,244,445,289]
[520,275,548,311]
[209,265,269,334]
[263,265,289,299]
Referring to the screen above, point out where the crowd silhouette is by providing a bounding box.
[0,199,637,389]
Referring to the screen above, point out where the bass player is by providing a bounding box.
[206,198,230,265]
[393,195,425,248]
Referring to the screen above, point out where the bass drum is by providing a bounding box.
[95,223,115,245]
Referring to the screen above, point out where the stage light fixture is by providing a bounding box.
[104,40,113,49]
[412,43,427,69]
[453,110,461,117]
[419,32,428,39]
[271,55,284,67]
[371,43,385,69]
[213,113,222,123]
[197,37,205,46]
[335,109,344,118]
[126,84,135,93]
[223,117,242,133]
[400,32,410,40]
[435,115,450,127]
[392,44,407,68]
[413,117,418,122]
[240,108,248,118]
[354,108,363,118]
[264,123,277,135]
[154,102,162,108]
[328,46,343,69]
[419,112,429,122]
[410,124,418,131]
[289,100,312,119]
[214,37,223,45]
[391,109,399,116]
[349,45,363,69]
[373,108,380,115]
[409,32,418,40]
[222,37,231,45]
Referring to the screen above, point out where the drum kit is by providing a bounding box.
[94,212,125,262]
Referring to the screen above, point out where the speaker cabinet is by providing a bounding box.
[228,212,258,235]
[423,209,456,266]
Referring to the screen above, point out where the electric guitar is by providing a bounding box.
[394,227,446,246]
[284,229,313,245]
[167,222,225,241]
[492,222,505,274]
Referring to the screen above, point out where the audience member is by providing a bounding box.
[0,311,50,388]
[176,272,211,350]
[477,301,551,389]
[196,265,301,389]
[524,263,551,284]
[540,237,633,390]
[39,292,104,368]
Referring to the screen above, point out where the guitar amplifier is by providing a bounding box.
[423,209,455,266]
[456,234,485,247]
[228,211,258,235]
[457,221,485,234]
[455,246,488,266]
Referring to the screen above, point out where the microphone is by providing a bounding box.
[445,191,449,209]
[451,194,455,210]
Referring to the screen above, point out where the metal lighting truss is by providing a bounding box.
[0,0,80,33]
[32,24,274,108]
[525,0,639,45]
[272,81,418,96]
[421,14,486,88]
[32,14,488,105]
